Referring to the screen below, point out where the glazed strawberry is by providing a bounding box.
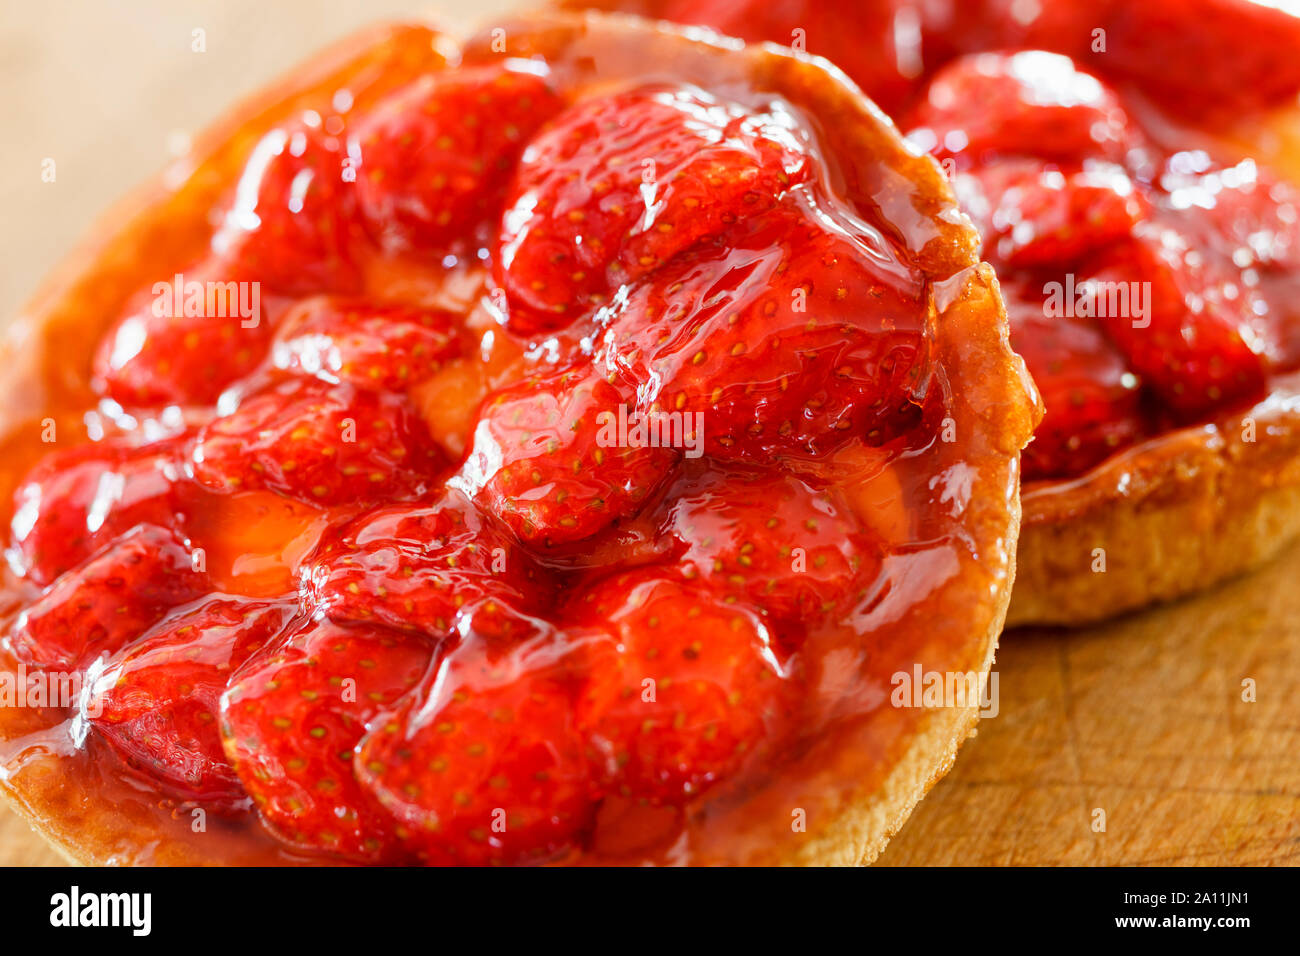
[599,207,931,458]
[88,598,294,806]
[302,489,547,640]
[1082,0,1300,119]
[1085,224,1267,419]
[1002,283,1144,480]
[8,438,187,587]
[495,84,809,335]
[356,630,592,865]
[10,524,209,671]
[354,63,564,254]
[220,619,433,862]
[212,124,361,295]
[463,362,680,547]
[665,468,879,625]
[571,569,791,803]
[953,161,1146,270]
[1152,159,1300,367]
[94,256,277,407]
[652,0,982,115]
[904,52,1138,167]
[190,377,443,505]
[1158,158,1300,274]
[270,296,463,392]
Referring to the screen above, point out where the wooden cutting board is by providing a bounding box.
[878,539,1300,866]
[2,0,1298,867]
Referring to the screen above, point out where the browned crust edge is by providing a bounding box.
[1010,378,1300,627]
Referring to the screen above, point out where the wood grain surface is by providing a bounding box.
[3,1,1298,867]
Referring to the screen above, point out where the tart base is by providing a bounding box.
[1009,377,1300,627]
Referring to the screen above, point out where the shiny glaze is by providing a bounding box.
[0,15,1033,864]
[594,0,1300,485]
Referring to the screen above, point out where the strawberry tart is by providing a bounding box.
[0,13,1036,865]
[581,0,1300,624]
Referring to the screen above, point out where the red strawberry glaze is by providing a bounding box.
[0,17,1034,865]
[590,0,1300,485]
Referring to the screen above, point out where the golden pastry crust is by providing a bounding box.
[781,267,1024,866]
[1009,378,1300,627]
[0,13,1037,866]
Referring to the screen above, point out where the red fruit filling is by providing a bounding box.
[608,0,1300,481]
[495,84,809,335]
[618,0,1300,120]
[190,377,445,505]
[356,629,592,865]
[11,524,209,672]
[903,52,1280,478]
[0,25,1021,866]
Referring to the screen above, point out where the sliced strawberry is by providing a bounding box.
[665,468,879,625]
[94,256,277,408]
[354,63,564,254]
[10,524,209,671]
[652,0,978,115]
[1085,224,1267,419]
[1150,158,1300,368]
[599,206,932,458]
[302,489,548,640]
[495,83,809,336]
[904,51,1138,167]
[954,161,1146,270]
[1002,282,1145,480]
[8,437,189,587]
[570,569,791,803]
[191,377,444,506]
[219,619,434,862]
[270,296,463,392]
[1157,158,1300,274]
[212,123,362,295]
[1080,0,1300,120]
[356,629,592,865]
[463,362,680,547]
[88,597,294,806]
